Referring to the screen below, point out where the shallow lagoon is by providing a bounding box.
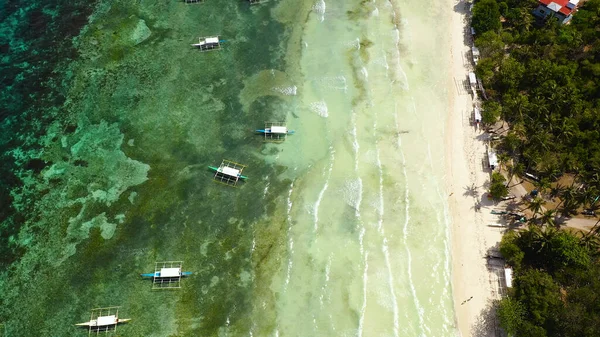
[0,0,458,336]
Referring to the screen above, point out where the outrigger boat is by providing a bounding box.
[142,261,190,289]
[76,306,129,335]
[257,122,294,142]
[208,166,248,180]
[255,126,295,135]
[191,36,224,52]
[209,160,248,187]
[75,316,131,328]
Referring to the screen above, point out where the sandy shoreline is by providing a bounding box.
[445,1,505,336]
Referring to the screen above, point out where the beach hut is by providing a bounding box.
[209,160,248,186]
[488,148,498,170]
[141,261,192,289]
[76,307,130,336]
[256,122,295,142]
[191,36,222,52]
[504,268,513,288]
[472,46,480,65]
[474,106,482,130]
[468,72,477,87]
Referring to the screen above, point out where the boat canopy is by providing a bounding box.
[220,166,240,177]
[205,37,219,44]
[472,46,480,56]
[160,267,181,277]
[96,315,117,326]
[270,126,287,134]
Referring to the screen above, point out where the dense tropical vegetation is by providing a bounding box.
[498,227,600,337]
[473,0,600,186]
[472,0,600,335]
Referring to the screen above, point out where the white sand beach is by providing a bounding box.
[446,1,505,336]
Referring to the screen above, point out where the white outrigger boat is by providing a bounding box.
[76,307,130,335]
[256,122,294,142]
[75,315,131,328]
[191,36,223,52]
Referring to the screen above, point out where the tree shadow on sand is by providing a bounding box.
[471,300,507,337]
[464,184,479,198]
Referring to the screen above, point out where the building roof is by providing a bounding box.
[468,72,477,84]
[505,268,513,288]
[160,267,181,277]
[474,107,482,121]
[488,149,498,167]
[539,0,576,15]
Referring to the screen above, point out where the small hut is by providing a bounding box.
[472,46,480,65]
[488,148,498,170]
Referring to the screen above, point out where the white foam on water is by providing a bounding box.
[272,85,297,96]
[351,112,368,337]
[343,38,361,50]
[372,7,379,17]
[313,147,335,232]
[358,250,369,337]
[342,179,363,210]
[312,0,326,22]
[436,185,455,335]
[373,116,400,337]
[284,181,295,291]
[393,108,427,337]
[310,100,329,118]
[360,67,369,80]
[263,175,270,198]
[314,76,348,92]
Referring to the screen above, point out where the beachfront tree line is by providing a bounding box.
[471,0,600,335]
[472,0,600,209]
[498,227,600,336]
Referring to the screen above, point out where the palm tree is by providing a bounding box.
[540,209,556,227]
[532,178,551,198]
[506,162,525,187]
[527,197,546,219]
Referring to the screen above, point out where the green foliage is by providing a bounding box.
[472,0,502,34]
[474,0,600,182]
[500,231,524,268]
[499,228,600,337]
[497,297,525,335]
[482,101,502,124]
[489,172,509,200]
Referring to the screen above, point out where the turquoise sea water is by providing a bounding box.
[0,0,457,336]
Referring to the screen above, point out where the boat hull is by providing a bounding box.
[140,272,193,278]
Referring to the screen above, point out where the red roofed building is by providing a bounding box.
[533,0,579,24]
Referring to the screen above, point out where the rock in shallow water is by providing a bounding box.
[131,19,151,45]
